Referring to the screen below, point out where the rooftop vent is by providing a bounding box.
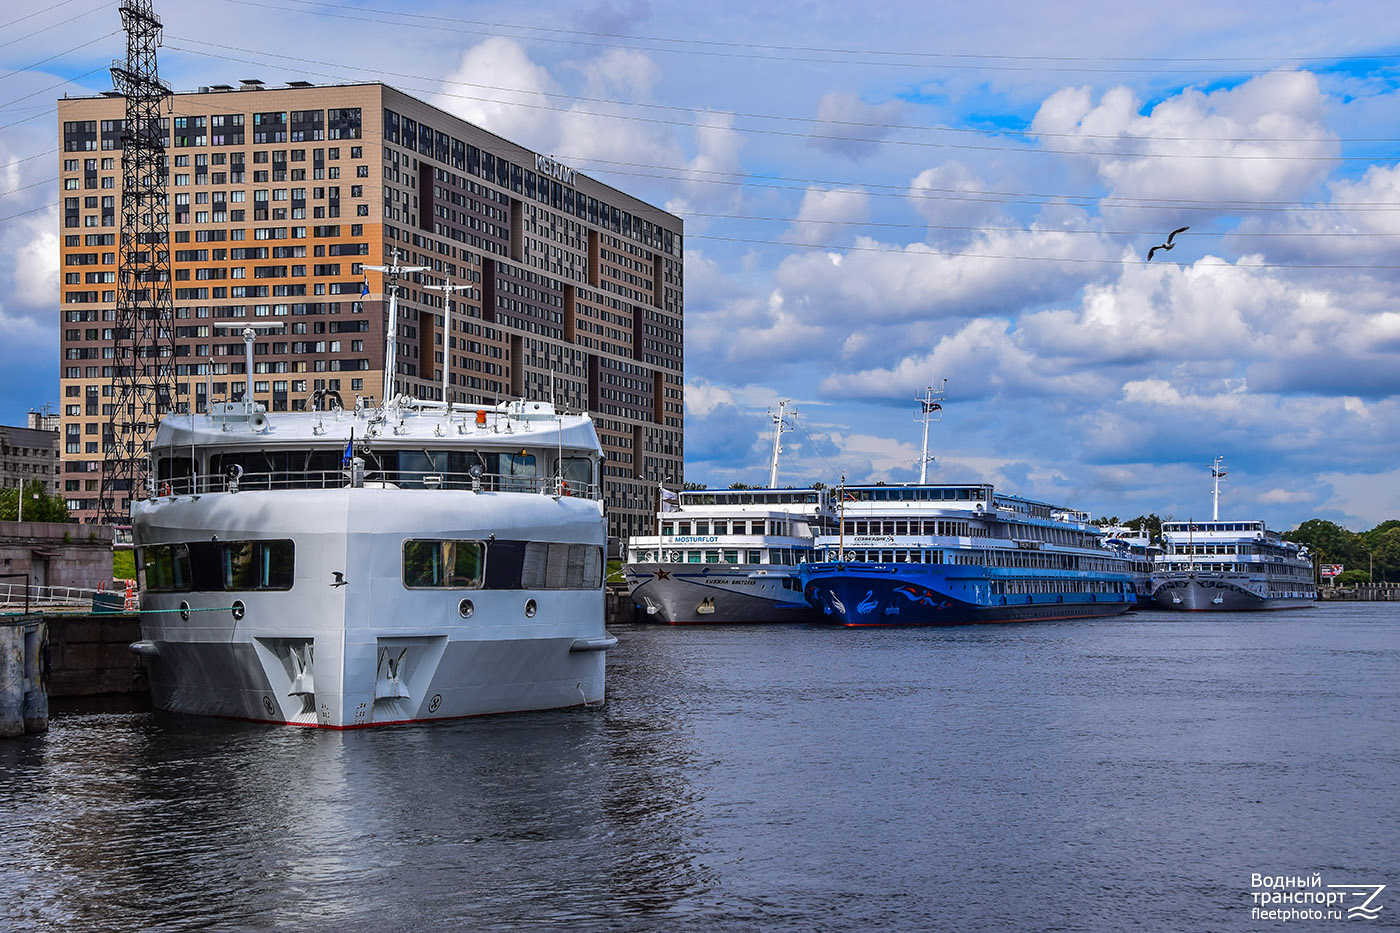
[209,84,234,91]
[287,80,314,88]
[239,78,265,89]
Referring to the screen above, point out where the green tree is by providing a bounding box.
[1284,519,1364,571]
[1335,569,1371,586]
[1094,513,1164,540]
[0,480,72,523]
[1367,527,1400,583]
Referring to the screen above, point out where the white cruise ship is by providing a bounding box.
[623,487,834,624]
[1100,524,1161,600]
[1148,459,1316,610]
[130,393,614,728]
[800,485,1139,626]
[622,399,835,623]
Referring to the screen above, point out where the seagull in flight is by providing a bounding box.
[1147,226,1190,261]
[330,572,348,588]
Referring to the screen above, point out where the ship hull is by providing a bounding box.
[133,488,610,728]
[623,562,819,624]
[1149,574,1315,611]
[799,562,1135,627]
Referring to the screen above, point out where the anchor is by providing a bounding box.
[374,647,411,699]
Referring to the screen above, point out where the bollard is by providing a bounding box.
[0,625,22,738]
[22,623,47,735]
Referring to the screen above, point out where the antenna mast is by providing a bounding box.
[364,247,429,409]
[1211,456,1228,521]
[101,0,177,520]
[768,399,794,488]
[425,273,472,408]
[914,380,947,484]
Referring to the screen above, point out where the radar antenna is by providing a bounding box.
[767,399,794,488]
[913,380,947,484]
[1211,456,1228,521]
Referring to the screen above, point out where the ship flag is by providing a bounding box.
[660,484,679,512]
[343,428,354,465]
[361,276,370,298]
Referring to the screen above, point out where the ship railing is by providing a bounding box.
[0,583,104,610]
[154,470,603,500]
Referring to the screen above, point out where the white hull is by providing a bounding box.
[135,487,610,728]
[1149,573,1315,612]
[623,562,817,624]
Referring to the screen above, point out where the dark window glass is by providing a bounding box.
[402,540,484,588]
[223,539,295,590]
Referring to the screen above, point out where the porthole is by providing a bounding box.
[458,598,474,618]
[231,599,246,621]
[524,598,537,618]
[179,600,191,621]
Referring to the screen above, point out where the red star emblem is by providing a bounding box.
[654,569,671,580]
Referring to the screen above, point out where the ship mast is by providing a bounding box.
[425,274,472,409]
[767,399,793,488]
[1211,456,1228,521]
[364,247,428,409]
[914,380,947,484]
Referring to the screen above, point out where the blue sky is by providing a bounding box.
[4,0,1400,529]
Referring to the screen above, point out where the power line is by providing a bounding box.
[686,233,1400,270]
[670,210,1400,236]
[0,0,86,32]
[0,200,56,223]
[0,64,110,110]
[164,37,1387,162]
[0,29,120,83]
[570,157,1400,213]
[0,1,113,52]
[211,0,1400,76]
[162,34,1400,146]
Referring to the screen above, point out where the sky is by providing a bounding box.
[3,0,1400,530]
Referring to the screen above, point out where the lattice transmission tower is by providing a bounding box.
[100,0,178,521]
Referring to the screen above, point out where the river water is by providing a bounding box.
[1,603,1396,931]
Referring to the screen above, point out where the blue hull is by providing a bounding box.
[799,562,1136,627]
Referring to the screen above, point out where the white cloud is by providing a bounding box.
[783,186,869,245]
[433,37,560,147]
[572,48,660,99]
[685,376,737,417]
[771,225,1113,331]
[808,92,904,159]
[1031,72,1338,227]
[908,162,1006,240]
[664,110,745,216]
[11,211,58,311]
[1259,488,1313,504]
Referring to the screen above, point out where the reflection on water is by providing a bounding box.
[2,603,1398,931]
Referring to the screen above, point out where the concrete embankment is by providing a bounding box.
[1,616,48,737]
[1319,584,1400,601]
[606,581,641,624]
[42,612,147,697]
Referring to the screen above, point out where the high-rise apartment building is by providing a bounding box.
[57,82,684,542]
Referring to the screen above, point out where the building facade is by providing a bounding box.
[57,82,683,541]
[0,413,61,497]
